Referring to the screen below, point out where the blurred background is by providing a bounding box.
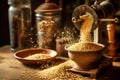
[0,0,120,52]
[0,0,83,46]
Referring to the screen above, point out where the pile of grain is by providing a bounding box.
[19,59,93,80]
[36,60,93,80]
[24,53,51,60]
[68,13,98,51]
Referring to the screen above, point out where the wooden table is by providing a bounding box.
[0,45,120,80]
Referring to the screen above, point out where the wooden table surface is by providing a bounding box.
[0,45,120,80]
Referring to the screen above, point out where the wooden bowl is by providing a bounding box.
[14,48,58,65]
[65,42,105,71]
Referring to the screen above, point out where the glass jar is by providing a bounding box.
[8,0,20,52]
[35,0,62,49]
[8,0,36,52]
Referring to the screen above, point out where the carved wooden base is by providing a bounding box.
[68,56,112,78]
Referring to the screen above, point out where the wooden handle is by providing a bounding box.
[107,23,117,57]
[107,24,115,43]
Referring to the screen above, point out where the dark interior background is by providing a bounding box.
[0,0,9,46]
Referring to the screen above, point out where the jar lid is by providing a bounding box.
[35,0,62,13]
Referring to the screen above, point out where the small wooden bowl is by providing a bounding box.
[14,48,58,65]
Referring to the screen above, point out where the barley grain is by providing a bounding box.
[24,53,51,60]
[68,13,100,51]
